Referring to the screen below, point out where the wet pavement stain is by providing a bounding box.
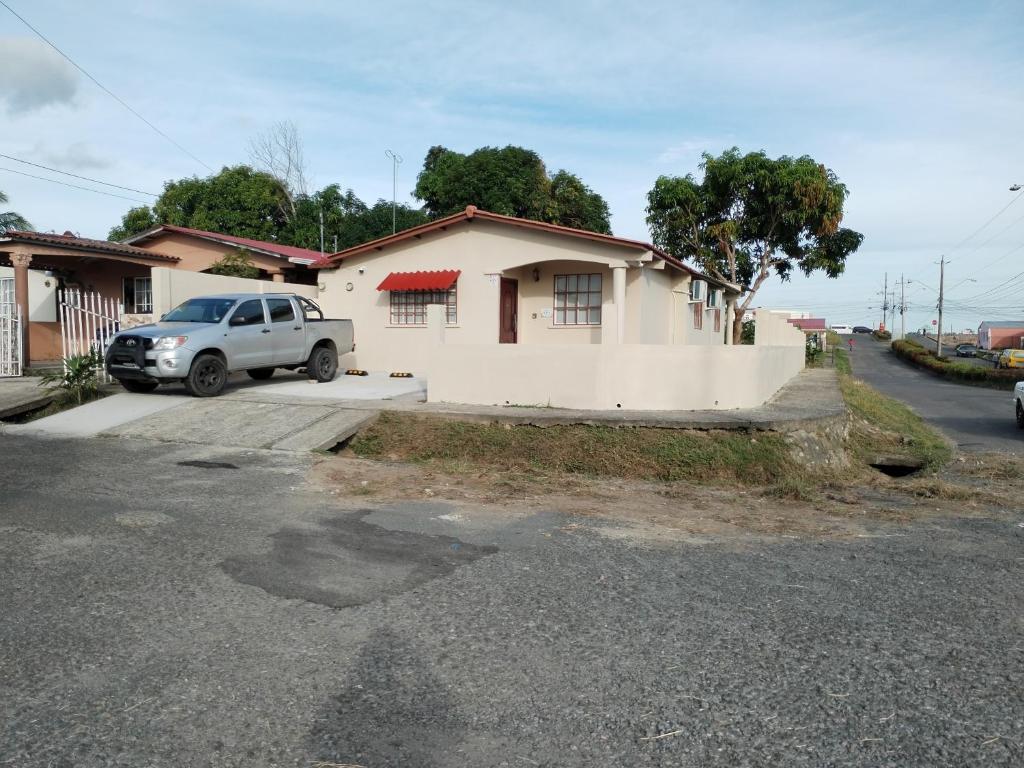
[221,510,498,608]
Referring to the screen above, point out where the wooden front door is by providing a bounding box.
[499,278,518,343]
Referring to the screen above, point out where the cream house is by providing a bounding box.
[316,206,741,374]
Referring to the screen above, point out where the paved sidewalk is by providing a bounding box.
[0,378,53,419]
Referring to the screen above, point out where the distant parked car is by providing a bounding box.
[997,349,1024,369]
[853,326,872,334]
[954,343,978,357]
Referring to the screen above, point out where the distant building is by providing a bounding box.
[977,321,1024,350]
[787,317,828,350]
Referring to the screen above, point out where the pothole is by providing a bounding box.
[177,460,239,470]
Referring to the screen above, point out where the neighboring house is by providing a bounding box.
[315,205,742,373]
[977,321,1024,351]
[0,227,321,365]
[787,317,828,351]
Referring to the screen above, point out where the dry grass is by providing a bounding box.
[351,412,804,487]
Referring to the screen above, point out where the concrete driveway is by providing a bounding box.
[3,371,425,450]
[845,335,1021,452]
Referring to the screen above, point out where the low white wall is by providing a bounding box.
[150,267,317,317]
[426,342,805,410]
[754,309,808,347]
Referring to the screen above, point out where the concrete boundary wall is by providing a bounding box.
[150,267,317,317]
[424,305,806,411]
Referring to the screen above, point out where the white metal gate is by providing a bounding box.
[58,289,123,383]
[0,302,22,377]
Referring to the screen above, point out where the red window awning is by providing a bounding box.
[376,270,461,292]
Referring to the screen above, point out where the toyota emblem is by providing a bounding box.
[125,338,137,347]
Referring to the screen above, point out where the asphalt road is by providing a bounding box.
[2,433,1023,766]
[845,335,1022,453]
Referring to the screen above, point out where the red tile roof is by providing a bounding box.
[377,270,461,291]
[788,317,827,330]
[315,206,737,291]
[122,224,323,263]
[0,230,179,262]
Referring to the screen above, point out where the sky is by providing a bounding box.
[1,0,1022,332]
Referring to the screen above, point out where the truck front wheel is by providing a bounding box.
[307,346,338,383]
[185,354,227,397]
[1017,400,1024,429]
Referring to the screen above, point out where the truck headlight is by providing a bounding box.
[152,336,188,350]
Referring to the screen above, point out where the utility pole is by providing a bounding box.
[881,272,888,330]
[319,208,324,257]
[936,256,945,357]
[899,273,906,340]
[385,149,403,234]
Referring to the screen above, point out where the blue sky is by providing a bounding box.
[1,0,1022,330]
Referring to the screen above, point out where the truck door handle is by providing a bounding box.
[293,326,301,331]
[261,328,271,334]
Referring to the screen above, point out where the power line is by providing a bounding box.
[0,0,213,173]
[0,166,150,204]
[0,153,158,196]
[946,187,1023,260]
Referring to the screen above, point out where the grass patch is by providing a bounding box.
[352,412,803,486]
[833,346,852,374]
[838,374,952,471]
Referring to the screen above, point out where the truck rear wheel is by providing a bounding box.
[118,379,158,393]
[307,346,337,383]
[184,354,227,397]
[247,367,275,381]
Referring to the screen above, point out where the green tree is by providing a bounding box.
[108,205,156,240]
[413,145,611,233]
[108,165,287,243]
[547,170,611,234]
[207,249,260,279]
[646,148,864,343]
[0,189,30,233]
[286,186,429,253]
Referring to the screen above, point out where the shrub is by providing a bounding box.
[873,329,892,341]
[890,340,1019,389]
[38,352,103,405]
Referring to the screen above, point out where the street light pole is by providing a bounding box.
[385,149,403,234]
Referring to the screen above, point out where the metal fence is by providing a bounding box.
[0,303,22,377]
[58,289,123,384]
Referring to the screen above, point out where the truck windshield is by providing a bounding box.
[163,298,237,323]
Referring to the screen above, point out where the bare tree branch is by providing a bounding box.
[248,121,309,221]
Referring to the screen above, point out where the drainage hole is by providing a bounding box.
[177,460,239,470]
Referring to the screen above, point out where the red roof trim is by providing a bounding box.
[314,206,735,291]
[0,230,179,262]
[376,270,461,292]
[122,224,323,263]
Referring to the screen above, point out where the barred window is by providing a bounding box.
[122,276,152,314]
[553,274,602,325]
[389,287,457,325]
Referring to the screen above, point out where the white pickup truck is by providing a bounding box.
[105,293,353,397]
[1015,382,1024,429]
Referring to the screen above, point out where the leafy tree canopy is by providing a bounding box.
[107,168,429,253]
[207,249,260,279]
[0,189,31,233]
[646,147,863,341]
[414,145,611,233]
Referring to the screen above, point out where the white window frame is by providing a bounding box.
[123,276,153,314]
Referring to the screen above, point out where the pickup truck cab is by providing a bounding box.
[105,293,353,397]
[1015,382,1024,429]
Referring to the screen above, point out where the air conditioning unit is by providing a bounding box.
[689,279,706,303]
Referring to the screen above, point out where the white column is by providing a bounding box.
[612,266,626,344]
[725,297,736,345]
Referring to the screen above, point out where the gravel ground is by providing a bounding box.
[1,433,1022,767]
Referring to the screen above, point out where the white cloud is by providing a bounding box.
[35,141,112,171]
[0,38,79,114]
